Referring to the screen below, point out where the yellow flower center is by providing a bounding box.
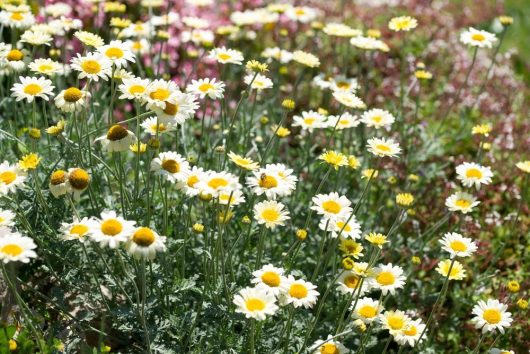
[105,47,124,59]
[81,60,101,74]
[129,85,145,95]
[261,209,279,222]
[23,84,42,96]
[295,8,305,15]
[455,199,471,208]
[218,53,231,61]
[10,12,24,21]
[198,83,214,92]
[0,171,16,185]
[320,343,338,354]
[101,219,123,236]
[163,102,179,115]
[245,298,265,311]
[6,49,23,61]
[258,175,278,189]
[336,81,350,89]
[450,240,467,252]
[150,88,170,101]
[358,305,377,318]
[187,175,199,187]
[261,271,280,287]
[208,177,228,190]
[322,200,341,214]
[1,244,23,256]
[68,168,89,190]
[161,159,180,173]
[106,125,128,141]
[403,325,417,336]
[303,118,315,125]
[336,221,351,232]
[388,316,404,330]
[371,115,382,123]
[375,144,391,152]
[471,33,485,42]
[344,275,359,288]
[63,87,83,102]
[50,170,67,185]
[376,271,395,286]
[70,224,89,237]
[132,227,156,246]
[289,284,308,299]
[38,64,53,72]
[483,309,501,324]
[465,168,483,179]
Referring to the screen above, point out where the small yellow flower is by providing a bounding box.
[242,216,251,224]
[517,298,528,310]
[499,16,514,26]
[411,256,421,265]
[156,30,170,40]
[407,209,416,216]
[472,123,492,136]
[218,209,234,224]
[367,29,381,38]
[279,66,289,75]
[9,339,17,351]
[29,128,41,140]
[339,239,363,258]
[408,174,420,182]
[46,120,66,136]
[516,161,530,174]
[365,232,388,248]
[482,142,491,151]
[361,169,378,179]
[110,17,131,28]
[388,16,418,32]
[348,155,360,170]
[507,280,520,293]
[129,142,147,154]
[227,152,259,171]
[396,193,414,207]
[296,228,308,241]
[415,70,433,80]
[319,150,348,170]
[101,345,111,353]
[274,125,291,138]
[18,153,41,171]
[260,116,269,125]
[387,176,397,184]
[246,60,269,73]
[342,257,354,270]
[281,99,295,110]
[104,2,126,13]
[192,223,204,233]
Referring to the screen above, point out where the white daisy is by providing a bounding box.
[361,108,395,129]
[261,47,293,63]
[95,125,137,153]
[251,264,286,296]
[0,209,15,227]
[87,210,136,249]
[455,162,493,189]
[66,168,90,200]
[280,276,319,309]
[246,164,297,199]
[186,78,225,100]
[330,75,359,93]
[0,230,37,263]
[369,263,406,295]
[439,232,477,258]
[336,270,370,296]
[310,335,349,354]
[394,318,427,347]
[285,6,318,23]
[125,226,166,260]
[151,91,199,125]
[60,217,91,242]
[445,191,480,214]
[54,87,90,112]
[460,27,497,48]
[140,117,176,136]
[367,137,401,157]
[209,47,244,65]
[350,36,389,52]
[292,110,327,131]
[19,30,52,46]
[150,151,190,182]
[253,200,290,229]
[29,58,61,76]
[0,10,35,29]
[326,112,360,130]
[196,170,241,198]
[233,286,279,321]
[379,310,411,336]
[435,259,466,280]
[143,79,178,110]
[471,299,512,334]
[333,91,366,109]
[176,166,205,197]
[71,52,112,81]
[351,297,383,324]
[11,76,54,102]
[244,73,273,90]
[0,161,26,195]
[98,40,136,68]
[319,216,362,239]
[311,192,352,221]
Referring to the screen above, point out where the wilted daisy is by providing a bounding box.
[394,318,427,347]
[246,164,297,199]
[228,152,259,171]
[311,192,352,221]
[460,27,497,48]
[471,299,512,333]
[233,286,278,321]
[435,259,466,280]
[380,310,411,336]
[71,52,112,81]
[244,73,273,90]
[74,30,104,48]
[292,50,320,68]
[197,171,241,198]
[87,210,136,249]
[456,162,493,189]
[253,200,290,229]
[11,76,54,102]
[439,232,477,258]
[49,169,69,198]
[66,167,90,199]
[209,47,244,65]
[98,40,135,68]
[326,112,360,129]
[125,227,166,260]
[29,58,61,76]
[0,209,15,227]
[370,263,406,295]
[251,264,286,296]
[280,276,319,308]
[445,191,480,214]
[310,336,348,354]
[336,270,369,296]
[361,109,395,129]
[187,78,225,100]
[292,110,327,131]
[60,217,91,242]
[352,297,383,324]
[0,161,26,195]
[151,151,190,182]
[388,16,418,32]
[367,137,401,158]
[54,87,90,112]
[320,216,362,239]
[96,125,137,152]
[0,231,37,263]
[333,91,366,109]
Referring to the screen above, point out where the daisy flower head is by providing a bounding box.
[460,27,497,48]
[333,91,366,109]
[336,270,369,296]
[379,310,411,336]
[292,110,327,132]
[0,9,35,29]
[280,276,319,309]
[285,6,318,23]
[319,150,348,170]
[125,226,166,260]
[74,30,104,48]
[338,238,364,258]
[388,16,418,32]
[0,161,26,195]
[350,36,389,52]
[98,40,135,68]
[435,259,466,280]
[253,200,290,229]
[144,79,178,110]
[11,76,54,103]
[471,299,512,333]
[445,191,480,214]
[151,151,190,182]
[330,75,359,93]
[361,108,395,129]
[394,318,426,347]
[228,152,259,171]
[0,209,15,227]
[71,52,112,81]
[246,164,297,199]
[370,263,406,295]
[323,214,362,239]
[472,123,492,136]
[54,87,90,112]
[367,137,401,158]
[323,22,362,38]
[456,162,493,189]
[311,192,352,221]
[66,167,90,199]
[516,160,530,174]
[176,166,205,197]
[0,230,37,264]
[439,232,477,258]
[352,297,383,324]
[17,153,40,172]
[29,58,61,76]
[197,170,241,198]
[396,193,414,207]
[1,45,30,72]
[152,91,199,125]
[87,210,136,249]
[128,38,150,55]
[326,112,360,130]
[310,335,348,354]
[261,47,293,64]
[233,286,278,321]
[19,30,52,46]
[244,73,273,90]
[218,189,246,207]
[96,125,137,153]
[118,77,151,101]
[140,116,176,136]
[209,46,244,65]
[49,169,68,198]
[252,264,286,296]
[186,78,225,100]
[60,217,91,242]
[292,50,320,68]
